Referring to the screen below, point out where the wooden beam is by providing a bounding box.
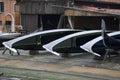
[64,9,114,16]
[52,5,120,16]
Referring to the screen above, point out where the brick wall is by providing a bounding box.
[0,0,20,25]
[0,0,20,32]
[0,0,15,20]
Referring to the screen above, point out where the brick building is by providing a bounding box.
[0,0,21,33]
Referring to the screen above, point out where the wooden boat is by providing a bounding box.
[102,19,120,50]
[80,31,120,57]
[81,20,120,57]
[0,33,21,47]
[3,29,80,53]
[43,30,103,57]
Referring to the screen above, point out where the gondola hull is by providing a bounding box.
[0,33,21,47]
[81,31,120,56]
[43,30,103,56]
[3,29,80,53]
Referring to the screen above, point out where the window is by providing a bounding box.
[0,21,2,26]
[6,21,11,25]
[0,2,4,13]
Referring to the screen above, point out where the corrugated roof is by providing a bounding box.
[76,0,120,4]
[97,0,120,3]
[80,6,120,13]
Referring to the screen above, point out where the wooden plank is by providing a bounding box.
[51,5,120,16]
[20,1,67,14]
[21,15,38,33]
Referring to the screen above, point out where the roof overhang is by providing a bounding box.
[75,0,120,4]
[52,5,120,16]
[64,7,120,16]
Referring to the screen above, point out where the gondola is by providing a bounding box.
[81,20,120,57]
[43,30,103,57]
[3,29,80,53]
[0,33,21,47]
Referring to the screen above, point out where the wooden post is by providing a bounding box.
[118,17,120,30]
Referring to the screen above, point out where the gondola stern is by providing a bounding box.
[80,44,101,57]
[43,45,60,56]
[2,42,17,53]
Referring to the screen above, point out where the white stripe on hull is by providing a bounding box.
[80,31,120,56]
[3,29,79,53]
[43,30,102,56]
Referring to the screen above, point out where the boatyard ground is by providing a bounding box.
[0,50,120,80]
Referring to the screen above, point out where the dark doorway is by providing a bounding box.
[73,16,119,30]
[38,14,60,30]
[21,14,38,33]
[6,21,11,32]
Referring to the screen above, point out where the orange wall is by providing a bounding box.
[0,0,20,25]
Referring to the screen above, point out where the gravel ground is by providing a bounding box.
[0,49,120,80]
[0,67,118,80]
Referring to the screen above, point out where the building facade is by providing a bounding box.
[64,0,120,30]
[17,0,67,33]
[0,0,21,33]
[16,0,120,32]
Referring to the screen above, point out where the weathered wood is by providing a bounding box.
[64,9,116,16]
[21,15,38,33]
[75,0,120,4]
[20,0,67,14]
